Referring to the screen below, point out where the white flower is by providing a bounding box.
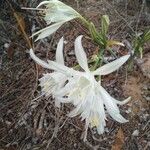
[30,37,69,107]
[32,0,82,41]
[30,35,130,141]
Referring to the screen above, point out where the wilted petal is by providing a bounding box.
[75,35,89,72]
[44,12,76,24]
[45,0,79,17]
[93,55,130,75]
[56,37,64,65]
[33,0,81,40]
[32,21,65,41]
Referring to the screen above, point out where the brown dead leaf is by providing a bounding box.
[111,128,125,150]
[6,0,32,48]
[13,12,32,48]
[14,12,26,33]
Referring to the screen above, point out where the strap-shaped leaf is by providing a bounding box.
[101,15,109,35]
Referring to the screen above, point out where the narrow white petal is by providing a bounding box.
[80,91,94,120]
[56,37,64,65]
[30,49,72,74]
[93,55,130,75]
[95,94,106,121]
[98,85,120,114]
[98,85,128,123]
[110,113,128,123]
[80,110,90,121]
[36,1,50,8]
[113,96,131,105]
[30,49,52,69]
[47,60,76,76]
[78,90,96,133]
[31,22,64,41]
[83,118,90,142]
[75,35,89,72]
[97,122,105,134]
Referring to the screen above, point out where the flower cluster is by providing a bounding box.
[30,35,130,141]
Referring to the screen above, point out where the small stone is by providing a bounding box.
[68,51,75,56]
[132,130,139,136]
[74,143,77,148]
[126,108,132,113]
[26,143,32,149]
[4,43,9,48]
[70,128,75,134]
[64,40,68,44]
[5,120,11,126]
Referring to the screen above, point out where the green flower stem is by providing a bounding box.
[92,48,104,71]
[92,58,100,71]
[108,48,117,58]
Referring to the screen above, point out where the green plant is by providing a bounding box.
[133,29,150,58]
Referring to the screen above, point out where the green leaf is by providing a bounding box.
[101,15,110,35]
[143,29,150,42]
[139,47,143,58]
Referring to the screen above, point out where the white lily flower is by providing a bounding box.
[30,35,130,141]
[32,0,82,41]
